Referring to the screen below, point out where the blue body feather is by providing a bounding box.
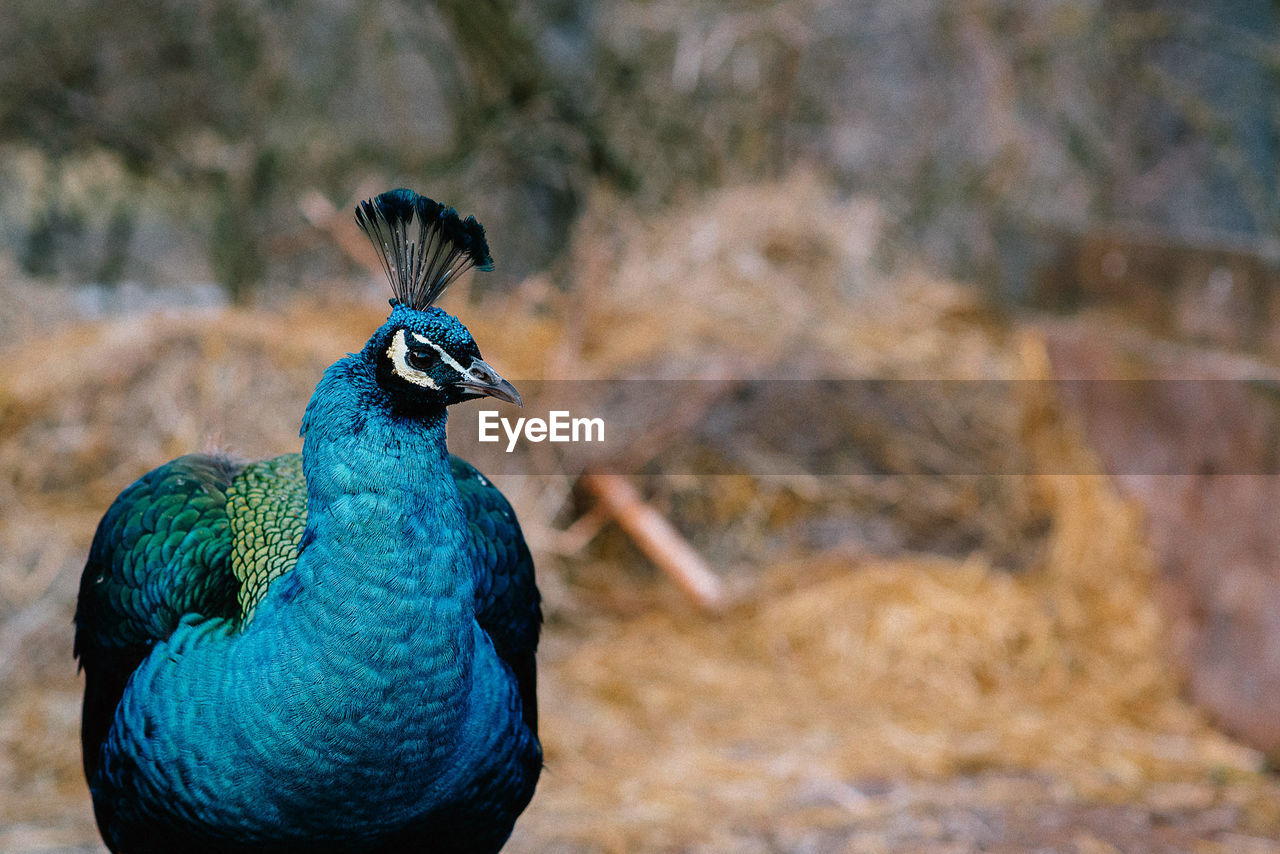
[75,193,541,853]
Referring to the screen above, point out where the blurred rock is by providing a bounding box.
[1042,320,1280,761]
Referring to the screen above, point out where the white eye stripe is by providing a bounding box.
[387,329,440,389]
[409,331,471,375]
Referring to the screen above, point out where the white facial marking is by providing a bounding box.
[387,329,440,389]
[409,331,471,375]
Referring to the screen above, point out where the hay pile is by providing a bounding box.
[501,176,1272,849]
[0,174,1275,852]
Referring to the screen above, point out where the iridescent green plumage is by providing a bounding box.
[227,454,307,620]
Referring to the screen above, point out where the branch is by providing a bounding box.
[580,472,727,614]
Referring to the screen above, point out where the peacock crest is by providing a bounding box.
[355,188,493,310]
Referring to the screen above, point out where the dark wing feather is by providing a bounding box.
[74,454,244,788]
[450,456,541,733]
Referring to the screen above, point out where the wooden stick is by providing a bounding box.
[580,472,727,613]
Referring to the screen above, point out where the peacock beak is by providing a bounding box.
[456,358,523,407]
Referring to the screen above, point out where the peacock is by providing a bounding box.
[74,189,542,853]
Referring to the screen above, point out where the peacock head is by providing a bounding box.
[356,189,521,410]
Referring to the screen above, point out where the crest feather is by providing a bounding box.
[354,189,493,310]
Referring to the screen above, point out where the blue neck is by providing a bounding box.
[241,355,480,795]
[283,352,474,655]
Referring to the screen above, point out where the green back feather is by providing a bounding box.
[227,454,308,620]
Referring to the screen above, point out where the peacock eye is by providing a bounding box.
[405,348,440,372]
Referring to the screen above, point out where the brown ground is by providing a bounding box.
[2,176,1277,852]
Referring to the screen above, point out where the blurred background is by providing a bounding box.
[3,0,1280,851]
